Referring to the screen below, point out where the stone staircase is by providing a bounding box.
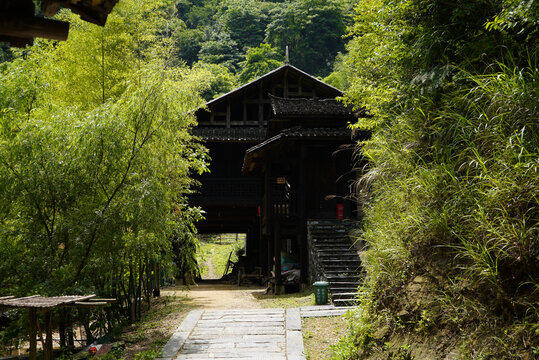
[308,219,363,306]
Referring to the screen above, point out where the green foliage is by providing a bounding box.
[323,53,350,91]
[198,32,242,72]
[133,348,161,360]
[337,0,539,358]
[171,0,348,76]
[172,27,205,66]
[238,43,283,83]
[0,0,209,349]
[265,0,346,76]
[191,62,238,100]
[218,0,273,52]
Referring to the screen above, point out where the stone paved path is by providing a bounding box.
[158,308,305,360]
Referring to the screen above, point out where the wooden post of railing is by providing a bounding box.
[299,143,307,283]
[274,221,282,294]
[44,311,53,360]
[29,309,37,360]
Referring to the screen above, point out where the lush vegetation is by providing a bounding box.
[329,0,539,358]
[196,234,244,279]
[173,0,352,85]
[0,0,212,351]
[1,0,537,358]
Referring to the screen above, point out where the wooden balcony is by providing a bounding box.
[190,178,261,207]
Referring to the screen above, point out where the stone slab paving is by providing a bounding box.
[159,308,304,360]
[159,305,358,360]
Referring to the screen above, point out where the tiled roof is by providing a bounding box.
[245,126,350,155]
[192,127,267,142]
[270,95,355,117]
[206,64,342,107]
[270,95,372,119]
[0,295,99,309]
[242,126,366,173]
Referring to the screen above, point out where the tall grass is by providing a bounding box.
[339,60,539,357]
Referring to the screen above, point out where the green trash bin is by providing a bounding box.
[313,281,329,305]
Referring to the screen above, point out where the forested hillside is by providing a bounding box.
[331,0,539,358]
[173,0,350,78]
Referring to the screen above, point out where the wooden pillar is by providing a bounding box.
[265,163,273,277]
[258,81,264,127]
[298,143,308,283]
[283,69,289,98]
[28,309,37,360]
[44,311,53,360]
[226,100,231,128]
[274,221,282,294]
[243,102,247,124]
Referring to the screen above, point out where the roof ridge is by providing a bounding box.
[206,64,343,106]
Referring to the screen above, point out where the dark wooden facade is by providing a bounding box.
[192,64,369,290]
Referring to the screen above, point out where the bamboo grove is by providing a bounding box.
[0,0,210,347]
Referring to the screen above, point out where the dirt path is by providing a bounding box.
[162,283,266,309]
[205,248,217,279]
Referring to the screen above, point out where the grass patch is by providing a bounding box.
[302,316,348,360]
[119,294,195,360]
[196,234,244,279]
[254,287,315,308]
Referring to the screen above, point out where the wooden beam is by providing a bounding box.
[44,311,52,360]
[0,16,69,41]
[89,298,116,302]
[29,309,37,360]
[243,99,271,104]
[0,35,32,48]
[73,301,108,307]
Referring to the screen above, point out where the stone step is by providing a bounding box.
[311,237,350,241]
[330,287,359,293]
[321,260,360,265]
[324,272,361,277]
[317,250,358,255]
[312,241,351,246]
[321,268,361,272]
[313,245,353,250]
[310,232,347,236]
[318,255,361,265]
[332,298,359,307]
[326,275,362,281]
[322,271,361,276]
[310,234,348,239]
[308,221,362,307]
[320,259,361,264]
[331,292,358,299]
[318,257,359,262]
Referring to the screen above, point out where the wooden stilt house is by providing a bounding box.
[192,64,370,292]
